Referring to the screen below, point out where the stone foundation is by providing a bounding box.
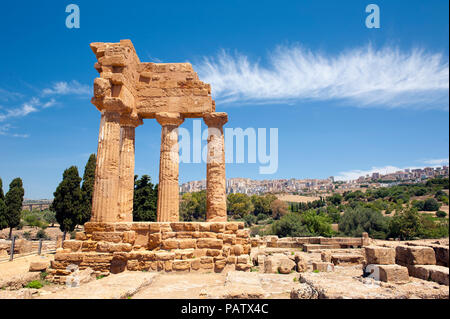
[48,221,251,284]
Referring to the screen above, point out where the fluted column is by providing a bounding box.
[91,111,121,222]
[156,112,184,222]
[117,116,142,222]
[204,112,228,222]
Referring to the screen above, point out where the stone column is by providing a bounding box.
[203,112,228,222]
[117,117,142,222]
[156,112,184,222]
[91,111,121,222]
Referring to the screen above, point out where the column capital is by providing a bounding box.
[203,112,228,127]
[156,112,184,127]
[119,114,143,127]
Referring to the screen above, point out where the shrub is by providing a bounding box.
[436,210,447,218]
[423,198,441,211]
[35,229,49,240]
[271,213,312,237]
[22,231,32,240]
[388,208,422,240]
[339,206,388,239]
[25,280,43,289]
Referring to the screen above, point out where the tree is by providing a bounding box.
[328,193,343,205]
[251,194,276,216]
[0,178,7,230]
[133,175,158,221]
[388,208,423,240]
[0,177,4,201]
[301,210,334,237]
[180,191,206,221]
[423,198,440,211]
[339,206,388,239]
[227,193,254,219]
[80,154,96,224]
[50,166,83,239]
[270,199,288,219]
[4,178,25,239]
[43,210,57,227]
[271,212,312,237]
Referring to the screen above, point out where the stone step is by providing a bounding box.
[303,244,340,252]
[330,254,364,265]
[38,272,158,299]
[407,265,449,286]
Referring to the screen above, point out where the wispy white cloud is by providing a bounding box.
[0,80,90,137]
[0,98,39,122]
[335,158,449,181]
[0,88,23,102]
[197,44,449,110]
[0,124,29,138]
[42,80,90,96]
[422,158,449,166]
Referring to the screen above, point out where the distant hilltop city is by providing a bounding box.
[180,165,449,195]
[23,165,449,204]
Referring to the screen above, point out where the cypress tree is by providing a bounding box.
[133,175,158,221]
[51,166,83,239]
[0,178,7,230]
[0,177,4,201]
[80,154,96,224]
[5,178,25,239]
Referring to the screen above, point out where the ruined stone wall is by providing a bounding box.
[48,222,252,284]
[250,234,369,250]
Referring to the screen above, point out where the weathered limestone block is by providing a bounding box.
[91,232,123,243]
[396,245,436,265]
[75,232,87,241]
[278,258,296,274]
[162,239,179,250]
[331,254,364,265]
[235,263,252,272]
[115,223,133,232]
[312,262,334,272]
[206,249,222,257]
[407,265,449,286]
[321,251,332,263]
[29,261,50,272]
[174,249,195,260]
[96,242,132,253]
[81,241,97,252]
[154,251,175,261]
[55,252,85,263]
[63,240,83,252]
[232,244,244,256]
[122,231,136,245]
[196,238,223,249]
[223,234,236,245]
[365,246,395,265]
[377,265,410,283]
[210,223,225,233]
[173,260,191,271]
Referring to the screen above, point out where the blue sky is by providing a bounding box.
[0,0,448,199]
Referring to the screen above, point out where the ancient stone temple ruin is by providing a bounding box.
[48,40,251,283]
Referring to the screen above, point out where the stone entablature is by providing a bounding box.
[47,222,251,283]
[90,39,214,119]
